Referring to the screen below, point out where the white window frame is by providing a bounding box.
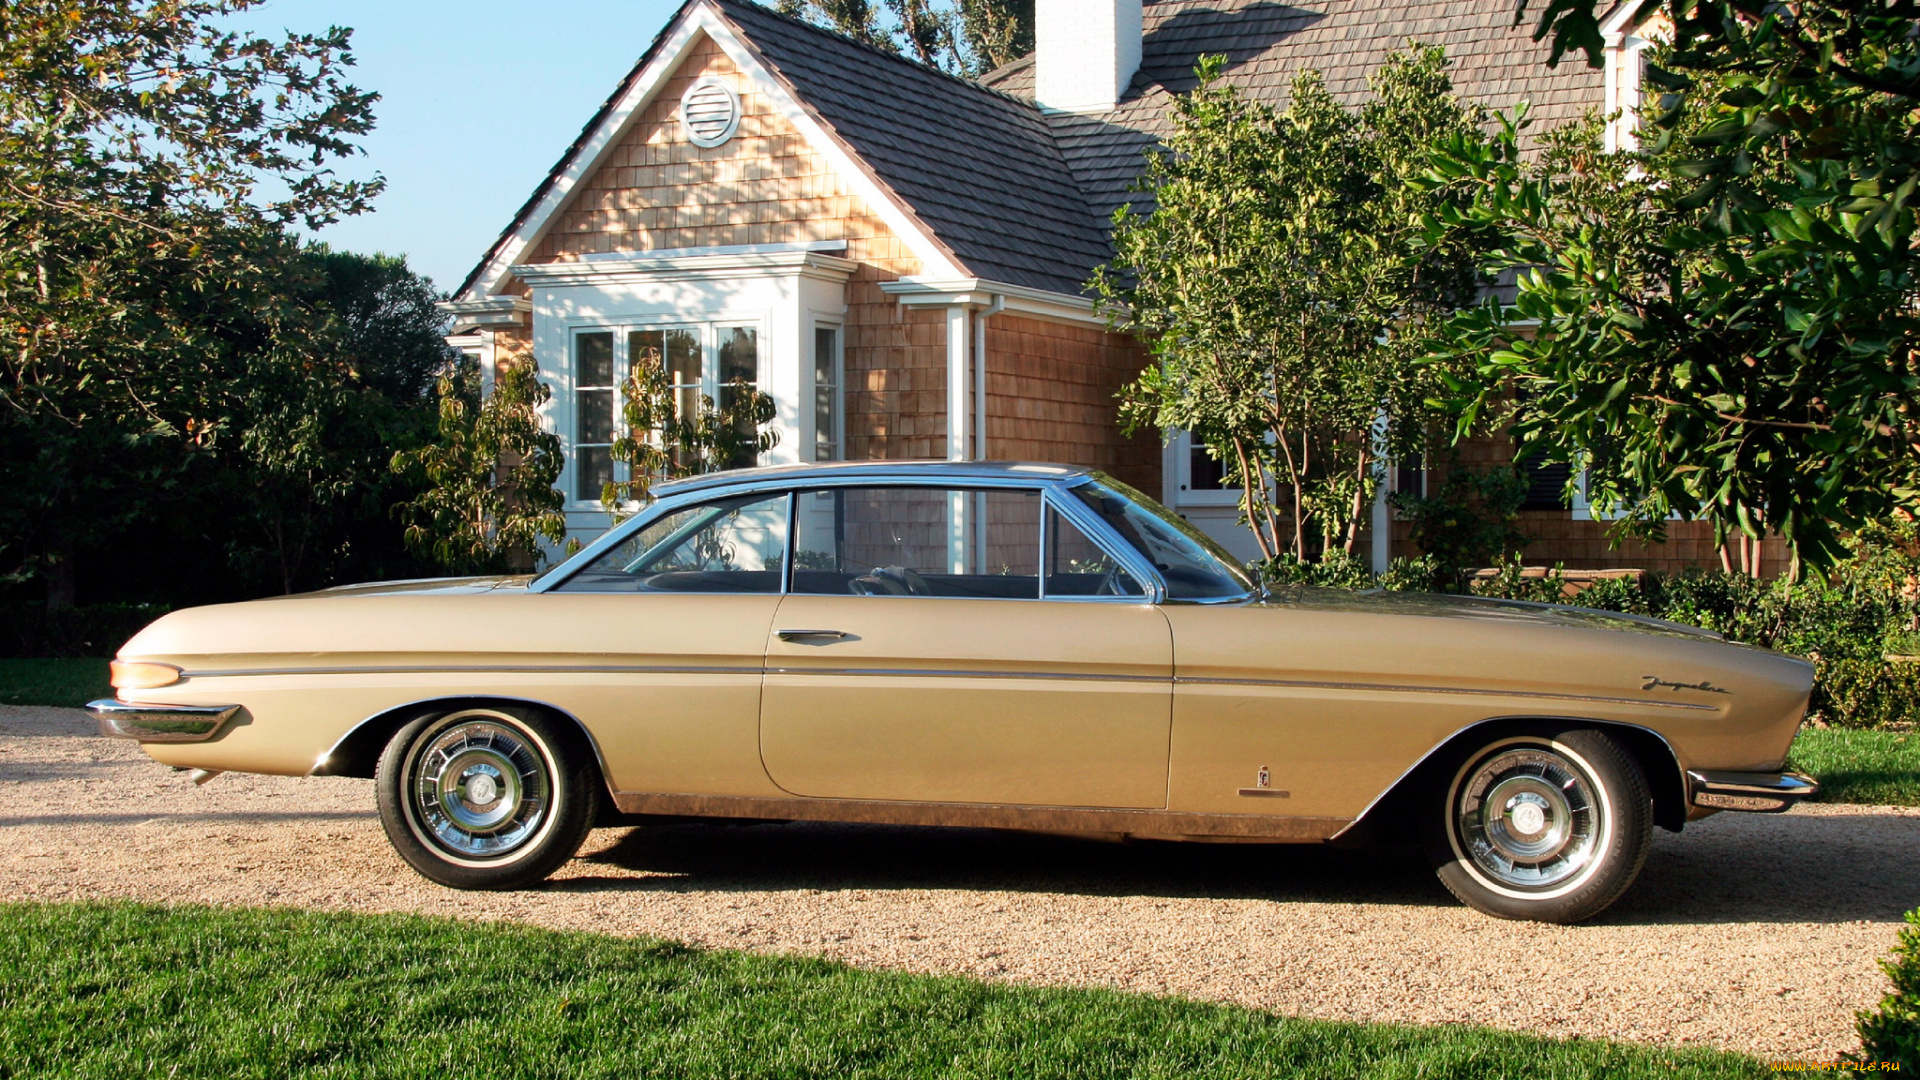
[568,318,768,510]
[809,319,844,463]
[1169,430,1242,507]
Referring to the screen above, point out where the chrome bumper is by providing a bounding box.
[1687,769,1818,813]
[87,699,239,743]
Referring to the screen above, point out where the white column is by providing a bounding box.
[946,305,971,463]
[1370,478,1392,575]
[946,305,973,574]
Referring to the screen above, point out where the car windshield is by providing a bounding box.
[1069,477,1255,601]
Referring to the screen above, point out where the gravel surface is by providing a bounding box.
[1,704,1912,1060]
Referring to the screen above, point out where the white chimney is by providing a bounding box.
[1034,0,1143,114]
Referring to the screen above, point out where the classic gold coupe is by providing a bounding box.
[91,462,1816,923]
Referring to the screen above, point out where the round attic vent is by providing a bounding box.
[680,78,741,148]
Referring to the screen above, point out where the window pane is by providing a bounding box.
[716,327,761,469]
[1046,506,1143,598]
[578,332,614,387]
[814,326,837,385]
[1072,479,1253,600]
[719,327,757,386]
[792,487,1038,599]
[813,386,836,462]
[575,446,613,503]
[666,329,701,387]
[553,493,788,594]
[1189,441,1229,492]
[813,326,838,463]
[576,389,614,444]
[628,329,664,375]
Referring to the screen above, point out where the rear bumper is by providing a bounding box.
[1687,769,1818,813]
[87,699,239,743]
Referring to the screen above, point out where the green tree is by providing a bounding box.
[389,357,568,576]
[1425,0,1920,569]
[221,248,454,595]
[0,1,379,606]
[777,0,1032,75]
[1095,49,1485,563]
[599,347,781,517]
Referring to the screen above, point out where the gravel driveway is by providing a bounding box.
[2,704,1913,1060]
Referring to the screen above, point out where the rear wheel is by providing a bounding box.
[375,706,599,889]
[1427,727,1651,924]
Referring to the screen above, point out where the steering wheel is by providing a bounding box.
[848,565,933,596]
[1094,565,1130,597]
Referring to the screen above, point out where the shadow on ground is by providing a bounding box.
[562,811,1920,927]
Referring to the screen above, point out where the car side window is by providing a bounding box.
[553,492,789,594]
[1044,504,1145,598]
[791,486,1040,599]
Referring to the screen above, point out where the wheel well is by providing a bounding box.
[1347,717,1689,842]
[312,697,610,789]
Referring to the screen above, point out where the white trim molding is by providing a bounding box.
[516,245,858,288]
[455,0,963,305]
[438,296,531,333]
[881,277,1107,329]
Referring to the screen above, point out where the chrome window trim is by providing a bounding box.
[536,485,795,595]
[1059,474,1252,604]
[536,470,1175,603]
[1040,487,1165,604]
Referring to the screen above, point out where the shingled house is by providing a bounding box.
[444,0,1735,571]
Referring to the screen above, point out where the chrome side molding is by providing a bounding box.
[1687,769,1818,813]
[87,699,240,743]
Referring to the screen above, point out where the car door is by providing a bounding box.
[542,490,789,796]
[759,484,1172,808]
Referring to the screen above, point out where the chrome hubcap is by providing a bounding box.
[1454,745,1602,891]
[408,716,551,859]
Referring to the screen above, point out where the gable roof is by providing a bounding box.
[460,0,1605,303]
[720,1,1111,295]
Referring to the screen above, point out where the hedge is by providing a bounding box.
[0,604,170,659]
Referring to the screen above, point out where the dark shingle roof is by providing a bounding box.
[718,0,1110,294]
[982,0,1607,228]
[463,0,1606,301]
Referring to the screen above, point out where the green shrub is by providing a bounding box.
[1854,908,1920,1072]
[0,604,169,659]
[1811,660,1920,731]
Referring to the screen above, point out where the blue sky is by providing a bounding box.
[241,0,685,293]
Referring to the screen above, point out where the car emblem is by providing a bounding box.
[1239,765,1288,798]
[1641,676,1731,695]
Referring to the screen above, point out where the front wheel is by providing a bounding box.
[1427,727,1652,924]
[375,706,599,889]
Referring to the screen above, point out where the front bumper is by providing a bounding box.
[87,699,239,743]
[1687,769,1819,813]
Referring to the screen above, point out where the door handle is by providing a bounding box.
[775,628,849,642]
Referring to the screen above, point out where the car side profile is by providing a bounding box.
[91,461,1816,923]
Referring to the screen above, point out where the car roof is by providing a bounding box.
[651,460,1093,497]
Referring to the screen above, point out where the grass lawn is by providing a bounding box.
[1788,725,1920,807]
[0,902,1760,1080]
[0,657,109,709]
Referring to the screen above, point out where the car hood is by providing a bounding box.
[1257,586,1729,643]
